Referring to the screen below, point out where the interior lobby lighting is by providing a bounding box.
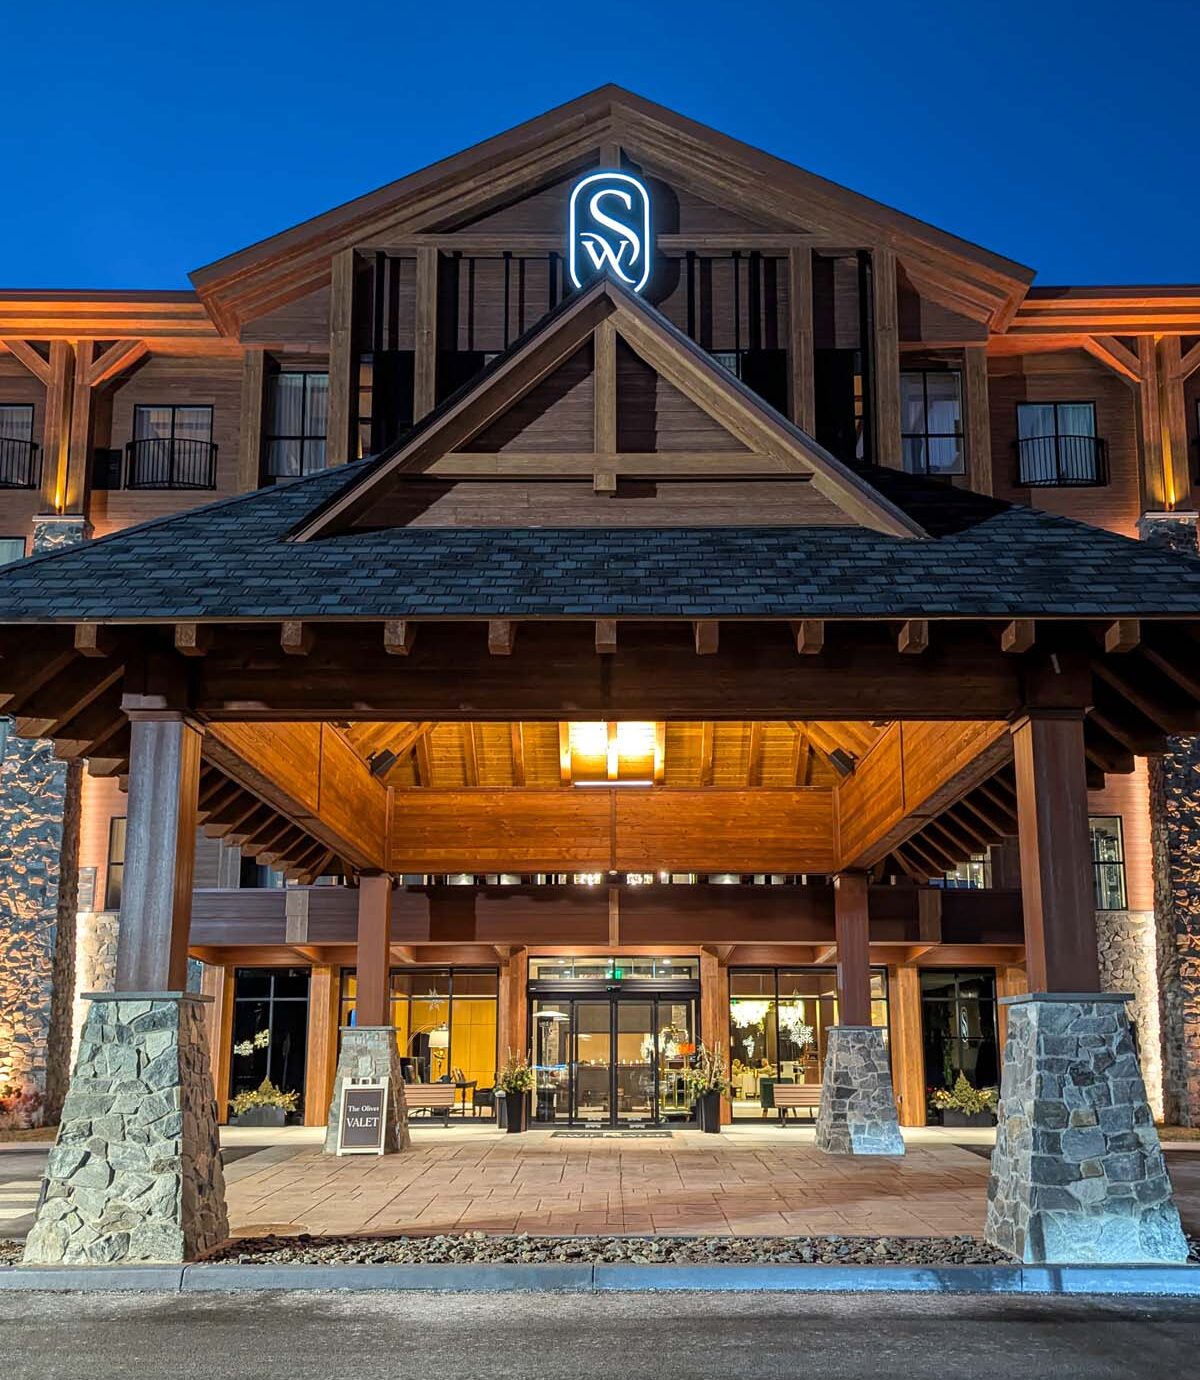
[572,778,653,787]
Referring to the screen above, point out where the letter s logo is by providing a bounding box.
[568,172,652,294]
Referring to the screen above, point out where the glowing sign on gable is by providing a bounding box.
[568,171,652,294]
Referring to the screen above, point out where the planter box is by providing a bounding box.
[232,1105,287,1128]
[503,1092,529,1133]
[694,1091,722,1134]
[940,1108,996,1128]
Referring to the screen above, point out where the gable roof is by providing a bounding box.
[3,448,1200,624]
[189,85,1034,335]
[292,276,926,542]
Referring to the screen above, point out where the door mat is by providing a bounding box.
[550,1131,675,1139]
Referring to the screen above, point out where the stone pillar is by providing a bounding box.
[323,1026,411,1154]
[23,993,228,1264]
[0,514,91,1125]
[1139,510,1200,1125]
[815,1026,905,1156]
[985,993,1186,1263]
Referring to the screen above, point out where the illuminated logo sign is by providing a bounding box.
[568,171,652,294]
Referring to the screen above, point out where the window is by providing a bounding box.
[1090,815,1128,910]
[230,968,310,1116]
[938,854,992,890]
[921,969,999,1108]
[1016,402,1102,486]
[264,372,329,479]
[901,371,964,475]
[105,816,127,911]
[0,404,37,488]
[129,405,215,489]
[0,537,26,565]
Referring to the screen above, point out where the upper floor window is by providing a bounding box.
[264,372,329,480]
[1016,402,1104,487]
[900,371,964,476]
[1090,815,1127,910]
[105,816,127,911]
[128,405,216,490]
[0,536,26,565]
[0,404,38,489]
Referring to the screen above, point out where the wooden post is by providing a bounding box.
[995,963,1029,1056]
[962,344,992,495]
[1011,713,1100,992]
[354,872,393,1027]
[888,964,926,1127]
[834,871,871,1025]
[202,963,235,1125]
[304,963,341,1126]
[1137,335,1166,510]
[594,317,617,457]
[114,714,202,991]
[64,340,95,514]
[40,341,75,509]
[787,245,816,434]
[870,248,902,469]
[1158,336,1192,510]
[326,248,357,467]
[413,246,439,421]
[500,947,528,1064]
[237,349,267,492]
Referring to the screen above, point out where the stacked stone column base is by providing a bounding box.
[815,1025,905,1156]
[23,993,228,1264]
[985,993,1187,1264]
[323,1026,411,1153]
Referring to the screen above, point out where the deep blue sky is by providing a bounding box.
[2,0,1196,289]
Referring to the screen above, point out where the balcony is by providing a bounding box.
[1014,434,1107,488]
[0,437,41,489]
[124,437,218,490]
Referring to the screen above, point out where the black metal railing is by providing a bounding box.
[124,437,218,490]
[1014,434,1107,488]
[0,437,41,489]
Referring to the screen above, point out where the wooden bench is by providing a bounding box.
[402,1083,456,1125]
[771,1083,822,1123]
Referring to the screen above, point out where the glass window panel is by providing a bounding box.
[264,438,302,477]
[133,405,172,440]
[923,372,962,431]
[729,970,773,997]
[271,968,311,1001]
[449,997,496,1105]
[925,436,964,474]
[902,436,926,474]
[301,438,326,474]
[0,405,33,441]
[230,999,272,1096]
[920,971,957,998]
[900,373,927,431]
[1017,403,1056,439]
[0,538,25,566]
[267,373,306,435]
[173,407,212,443]
[1057,402,1095,436]
[452,971,499,996]
[305,374,329,435]
[234,967,272,999]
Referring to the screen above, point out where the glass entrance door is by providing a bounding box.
[531,993,698,1127]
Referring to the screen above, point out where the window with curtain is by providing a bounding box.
[0,537,26,565]
[1016,401,1099,485]
[900,371,964,475]
[105,816,127,911]
[130,404,215,488]
[264,372,329,479]
[0,404,37,488]
[1090,816,1127,910]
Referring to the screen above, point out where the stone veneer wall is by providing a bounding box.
[1095,909,1164,1120]
[1139,512,1200,1126]
[0,516,90,1124]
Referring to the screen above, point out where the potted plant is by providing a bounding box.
[685,1041,729,1133]
[229,1078,299,1127]
[931,1073,999,1128]
[495,1049,534,1134]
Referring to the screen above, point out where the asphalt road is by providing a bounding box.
[0,1291,1196,1378]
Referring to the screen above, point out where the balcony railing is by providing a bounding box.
[125,437,218,490]
[1014,434,1107,488]
[0,437,41,489]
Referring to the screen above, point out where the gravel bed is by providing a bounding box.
[210,1231,1016,1266]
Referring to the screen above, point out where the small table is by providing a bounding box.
[454,1080,478,1117]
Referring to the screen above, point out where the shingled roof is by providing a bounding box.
[3,457,1200,622]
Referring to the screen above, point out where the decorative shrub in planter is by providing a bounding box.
[495,1050,534,1134]
[230,1078,298,1127]
[685,1041,730,1134]
[931,1073,998,1128]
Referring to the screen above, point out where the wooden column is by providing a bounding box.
[413,246,439,421]
[499,947,528,1063]
[1158,335,1193,509]
[1011,713,1100,992]
[788,245,816,434]
[304,963,341,1126]
[888,964,926,1126]
[834,871,871,1025]
[202,963,235,1125]
[700,947,732,1123]
[236,349,267,492]
[114,714,202,991]
[65,340,96,514]
[354,872,393,1026]
[962,344,993,495]
[40,340,75,509]
[326,248,357,467]
[1137,335,1167,510]
[870,248,902,470]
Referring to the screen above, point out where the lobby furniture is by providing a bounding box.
[402,1083,456,1125]
[759,1076,794,1117]
[454,1079,478,1116]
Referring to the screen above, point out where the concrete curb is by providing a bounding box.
[0,1261,1198,1295]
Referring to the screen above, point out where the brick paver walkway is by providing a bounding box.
[223,1128,991,1238]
